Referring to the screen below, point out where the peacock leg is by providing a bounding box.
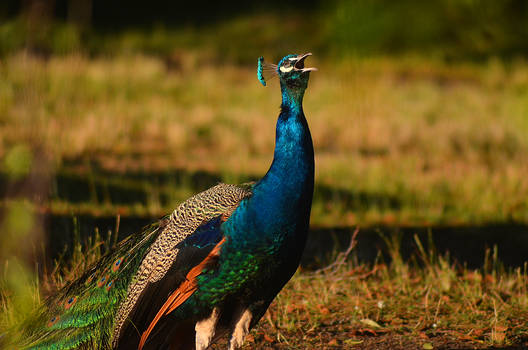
[195,307,220,350]
[228,308,252,350]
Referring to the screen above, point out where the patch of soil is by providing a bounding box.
[230,328,528,350]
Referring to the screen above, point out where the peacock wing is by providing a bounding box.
[18,183,251,350]
[120,214,230,349]
[112,183,251,347]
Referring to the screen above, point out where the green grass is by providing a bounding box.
[1,53,527,226]
[2,1,528,60]
[3,229,528,349]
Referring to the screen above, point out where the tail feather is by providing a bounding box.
[17,221,164,350]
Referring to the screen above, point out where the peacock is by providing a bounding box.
[15,52,316,350]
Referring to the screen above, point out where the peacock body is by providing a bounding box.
[17,52,316,350]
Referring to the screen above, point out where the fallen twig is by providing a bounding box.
[314,227,359,275]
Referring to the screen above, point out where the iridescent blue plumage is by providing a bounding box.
[161,52,316,349]
[257,57,266,86]
[17,53,316,350]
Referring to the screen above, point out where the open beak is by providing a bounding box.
[293,53,317,72]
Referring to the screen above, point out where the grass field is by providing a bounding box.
[1,51,528,348]
[3,229,528,349]
[1,53,527,226]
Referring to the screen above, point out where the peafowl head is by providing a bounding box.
[258,53,316,95]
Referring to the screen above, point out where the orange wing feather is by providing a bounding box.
[138,237,226,350]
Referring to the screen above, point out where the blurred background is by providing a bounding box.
[0,0,528,325]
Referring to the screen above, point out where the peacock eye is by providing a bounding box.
[97,275,108,288]
[280,62,294,73]
[106,280,114,291]
[64,296,77,309]
[47,315,60,327]
[112,257,123,272]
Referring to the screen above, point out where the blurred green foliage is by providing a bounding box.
[0,1,527,60]
[328,0,528,59]
[3,144,32,180]
[0,144,38,339]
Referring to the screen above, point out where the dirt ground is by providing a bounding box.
[243,332,528,349]
[207,323,528,350]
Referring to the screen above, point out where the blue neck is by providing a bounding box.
[247,83,315,239]
[224,80,314,247]
[262,84,313,190]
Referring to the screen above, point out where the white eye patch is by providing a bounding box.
[280,66,294,73]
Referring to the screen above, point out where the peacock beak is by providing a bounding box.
[293,53,317,72]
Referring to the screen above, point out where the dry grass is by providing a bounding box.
[4,229,528,349]
[1,53,527,227]
[244,233,528,349]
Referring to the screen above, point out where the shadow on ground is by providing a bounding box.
[45,213,528,270]
[0,156,402,212]
[1,158,527,270]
